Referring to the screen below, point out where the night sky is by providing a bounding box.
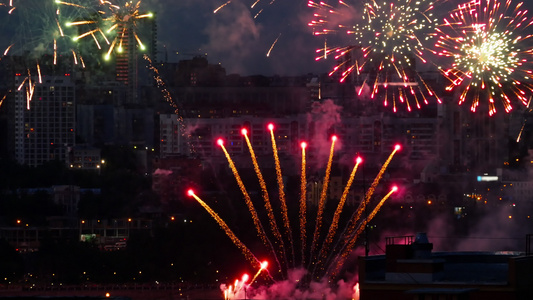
[2,0,533,76]
[150,0,533,76]
[150,0,321,76]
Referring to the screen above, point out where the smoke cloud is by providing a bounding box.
[221,268,359,300]
[306,99,343,167]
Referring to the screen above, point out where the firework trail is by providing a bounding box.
[250,261,269,283]
[339,145,401,244]
[242,128,289,274]
[309,0,442,112]
[516,96,533,142]
[266,33,281,57]
[310,145,400,279]
[0,93,8,108]
[269,124,296,265]
[143,54,195,153]
[299,141,308,265]
[309,135,336,263]
[192,128,400,283]
[187,189,259,268]
[313,156,362,275]
[327,185,398,279]
[434,0,533,116]
[233,273,249,295]
[1,0,86,65]
[214,1,231,13]
[217,138,282,272]
[312,144,401,277]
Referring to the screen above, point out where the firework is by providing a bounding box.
[216,138,282,273]
[143,54,195,154]
[1,0,87,65]
[0,93,8,108]
[266,33,281,57]
[309,135,336,263]
[242,127,289,273]
[214,0,276,17]
[214,1,231,14]
[516,96,533,142]
[1,0,87,107]
[309,0,442,112]
[189,125,401,286]
[434,0,533,116]
[187,189,259,267]
[314,156,362,275]
[212,0,283,56]
[268,123,295,266]
[64,0,153,60]
[299,141,308,265]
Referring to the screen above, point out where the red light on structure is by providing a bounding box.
[217,139,224,146]
[301,142,307,149]
[267,123,274,131]
[332,135,337,142]
[394,144,401,151]
[187,189,195,197]
[241,128,248,135]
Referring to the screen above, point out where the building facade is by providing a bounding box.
[14,75,76,167]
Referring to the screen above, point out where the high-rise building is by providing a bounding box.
[14,75,76,167]
[114,12,157,105]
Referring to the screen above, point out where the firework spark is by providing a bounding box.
[309,0,442,112]
[216,138,282,273]
[64,0,153,60]
[1,0,86,107]
[434,0,533,116]
[242,127,289,274]
[214,1,231,13]
[143,54,194,153]
[266,33,281,57]
[1,0,86,64]
[516,96,532,142]
[187,189,259,267]
[190,128,401,284]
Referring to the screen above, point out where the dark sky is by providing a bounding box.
[150,0,323,76]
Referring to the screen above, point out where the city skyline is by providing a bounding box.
[2,1,533,299]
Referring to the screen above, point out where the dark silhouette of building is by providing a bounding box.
[358,233,533,300]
